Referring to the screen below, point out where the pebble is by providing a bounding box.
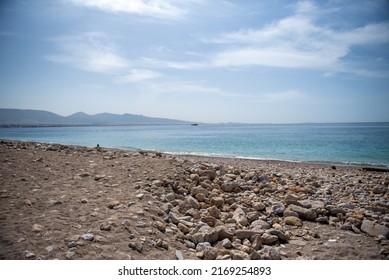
[32,224,46,232]
[81,233,94,241]
[233,207,248,226]
[107,200,120,209]
[65,251,76,259]
[261,233,278,245]
[222,238,233,249]
[153,221,166,233]
[24,251,36,259]
[175,250,184,260]
[100,221,112,231]
[128,241,143,253]
[45,245,54,253]
[284,216,303,227]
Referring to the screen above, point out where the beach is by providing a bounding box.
[0,140,388,260]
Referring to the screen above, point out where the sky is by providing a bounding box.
[0,0,388,123]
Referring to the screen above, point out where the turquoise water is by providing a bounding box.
[1,123,388,166]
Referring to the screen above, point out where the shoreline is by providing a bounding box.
[0,139,388,260]
[2,138,388,171]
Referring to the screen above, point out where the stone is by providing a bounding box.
[153,221,166,233]
[94,174,106,181]
[251,234,263,250]
[284,216,303,227]
[346,217,362,228]
[201,216,218,227]
[175,250,184,260]
[24,199,32,206]
[361,219,389,238]
[231,250,250,260]
[186,196,199,209]
[203,228,219,244]
[329,207,346,216]
[267,229,289,242]
[65,251,76,259]
[233,207,248,226]
[316,216,329,224]
[285,196,304,208]
[48,199,63,206]
[81,233,94,241]
[199,169,217,180]
[184,240,196,249]
[24,251,36,259]
[195,193,206,202]
[169,212,180,224]
[222,182,239,192]
[271,203,285,215]
[283,210,299,218]
[236,230,261,240]
[216,226,234,241]
[32,224,46,232]
[261,233,278,245]
[221,238,233,249]
[373,186,387,194]
[250,219,271,229]
[178,223,190,234]
[45,245,54,253]
[287,205,317,221]
[152,180,163,187]
[107,200,120,209]
[165,193,175,202]
[260,246,281,260]
[250,250,261,260]
[128,242,143,253]
[100,221,112,231]
[247,211,259,223]
[211,197,224,208]
[253,201,266,211]
[203,247,217,260]
[196,242,211,252]
[204,206,219,219]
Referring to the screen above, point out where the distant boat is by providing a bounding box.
[191,123,199,126]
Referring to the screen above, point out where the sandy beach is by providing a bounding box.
[0,140,388,260]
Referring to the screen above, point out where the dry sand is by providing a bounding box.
[0,140,388,260]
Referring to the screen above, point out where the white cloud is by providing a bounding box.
[256,90,306,103]
[46,32,129,73]
[200,1,389,76]
[114,69,161,83]
[67,0,185,19]
[147,81,229,96]
[211,47,341,69]
[140,57,206,70]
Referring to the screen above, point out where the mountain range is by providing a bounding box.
[0,109,190,126]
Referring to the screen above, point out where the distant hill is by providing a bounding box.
[0,109,190,126]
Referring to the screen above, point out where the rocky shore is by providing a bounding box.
[0,140,388,260]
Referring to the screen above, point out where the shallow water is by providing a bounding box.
[1,123,388,166]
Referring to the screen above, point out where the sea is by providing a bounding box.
[1,123,389,167]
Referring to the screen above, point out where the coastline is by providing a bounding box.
[2,138,388,170]
[0,140,388,260]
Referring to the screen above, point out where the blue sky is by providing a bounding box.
[0,0,388,123]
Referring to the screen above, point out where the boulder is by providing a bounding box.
[286,205,317,221]
[361,219,389,238]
